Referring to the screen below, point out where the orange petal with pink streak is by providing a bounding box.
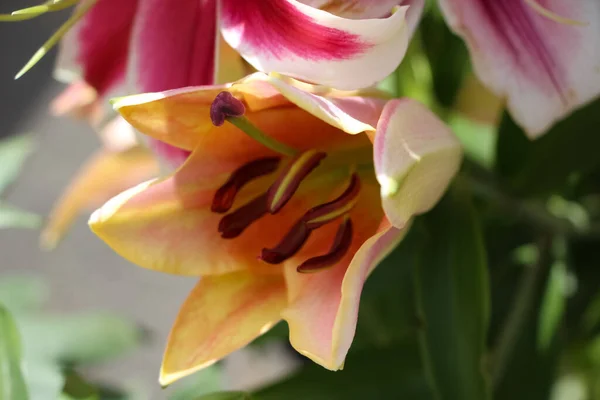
[281,177,391,369]
[160,272,287,386]
[282,216,408,370]
[112,73,380,152]
[88,143,354,276]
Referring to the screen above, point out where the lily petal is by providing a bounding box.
[88,145,351,276]
[265,74,387,134]
[129,0,217,92]
[41,146,158,250]
[283,217,407,369]
[438,0,600,137]
[220,0,420,90]
[160,272,287,386]
[49,80,103,127]
[374,99,462,229]
[300,0,402,19]
[113,75,372,153]
[55,0,138,97]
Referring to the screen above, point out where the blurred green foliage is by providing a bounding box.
[0,133,41,230]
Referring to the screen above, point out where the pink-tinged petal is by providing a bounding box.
[160,272,287,386]
[438,0,600,138]
[98,117,138,152]
[220,0,421,90]
[300,0,402,19]
[129,0,217,92]
[265,74,387,134]
[283,216,408,369]
[55,0,138,97]
[88,143,355,276]
[113,75,371,153]
[49,81,104,127]
[147,140,191,171]
[374,99,462,229]
[41,146,158,250]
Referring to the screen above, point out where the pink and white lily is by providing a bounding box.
[438,0,600,138]
[56,0,424,100]
[88,72,462,384]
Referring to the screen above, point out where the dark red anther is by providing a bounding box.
[297,218,353,273]
[303,174,361,229]
[211,157,281,213]
[267,150,326,214]
[210,91,246,126]
[260,220,311,264]
[218,193,269,239]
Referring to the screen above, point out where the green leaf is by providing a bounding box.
[0,203,42,230]
[415,184,491,400]
[0,275,48,313]
[60,370,99,400]
[495,98,600,196]
[537,261,568,350]
[256,342,435,400]
[0,303,29,400]
[493,262,563,400]
[448,113,497,169]
[0,134,35,194]
[18,313,141,364]
[23,361,64,400]
[192,392,251,400]
[352,226,424,350]
[419,8,470,108]
[167,366,223,400]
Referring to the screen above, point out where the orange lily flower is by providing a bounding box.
[88,73,462,385]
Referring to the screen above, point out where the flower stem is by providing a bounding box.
[491,236,552,389]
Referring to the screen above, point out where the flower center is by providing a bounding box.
[212,154,360,273]
[209,91,361,273]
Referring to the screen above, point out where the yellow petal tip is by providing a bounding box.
[159,358,218,388]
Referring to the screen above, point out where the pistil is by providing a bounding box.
[210,91,299,157]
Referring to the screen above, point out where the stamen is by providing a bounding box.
[218,193,269,239]
[303,174,360,229]
[267,150,327,214]
[524,0,588,26]
[210,91,246,127]
[211,157,280,213]
[210,92,298,157]
[260,221,311,264]
[297,218,353,273]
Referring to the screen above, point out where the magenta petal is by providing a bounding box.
[439,0,600,137]
[220,0,420,90]
[56,0,139,97]
[130,0,218,92]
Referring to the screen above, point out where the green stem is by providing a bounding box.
[227,116,298,157]
[459,160,588,238]
[491,236,552,389]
